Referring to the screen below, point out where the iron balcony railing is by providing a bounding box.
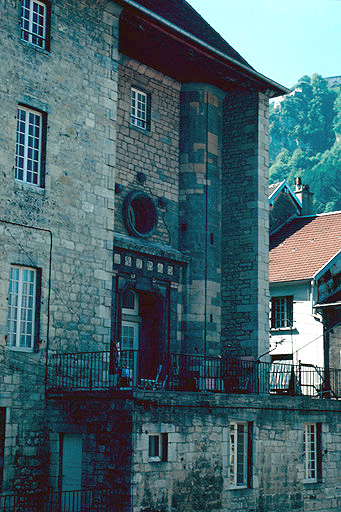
[46,350,341,399]
[0,487,129,512]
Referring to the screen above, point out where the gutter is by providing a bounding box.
[118,0,289,95]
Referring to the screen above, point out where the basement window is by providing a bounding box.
[148,433,168,462]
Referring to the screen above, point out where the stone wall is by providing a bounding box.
[131,392,340,512]
[47,392,341,512]
[114,54,181,247]
[0,0,121,491]
[179,84,224,357]
[221,91,270,360]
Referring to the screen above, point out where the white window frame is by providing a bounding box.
[304,423,317,482]
[15,106,43,187]
[148,434,161,462]
[120,321,139,386]
[7,266,37,351]
[20,0,47,50]
[130,87,148,130]
[271,296,293,329]
[229,422,248,488]
[147,432,168,463]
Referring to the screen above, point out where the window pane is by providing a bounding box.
[7,267,36,349]
[20,0,46,49]
[15,107,42,186]
[149,435,159,458]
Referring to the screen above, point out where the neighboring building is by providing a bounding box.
[0,2,340,512]
[269,178,341,372]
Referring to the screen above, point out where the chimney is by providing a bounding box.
[295,177,314,215]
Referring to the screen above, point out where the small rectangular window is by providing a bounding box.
[304,423,322,482]
[271,296,293,329]
[148,433,168,462]
[7,266,40,350]
[130,87,149,130]
[15,106,46,187]
[229,422,252,488]
[20,0,50,51]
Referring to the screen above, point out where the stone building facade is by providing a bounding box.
[0,1,340,511]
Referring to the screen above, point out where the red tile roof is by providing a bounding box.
[269,212,341,282]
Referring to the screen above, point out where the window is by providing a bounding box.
[148,433,168,462]
[229,422,252,488]
[304,423,322,482]
[130,87,149,130]
[122,290,138,315]
[7,266,40,350]
[20,0,50,50]
[123,191,157,238]
[271,296,293,329]
[15,106,46,187]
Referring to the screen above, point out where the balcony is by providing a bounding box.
[0,487,128,512]
[46,350,341,399]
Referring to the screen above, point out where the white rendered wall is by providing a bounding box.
[270,281,324,367]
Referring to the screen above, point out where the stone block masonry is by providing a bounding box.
[47,392,341,512]
[221,91,270,360]
[0,0,122,491]
[179,84,225,357]
[115,55,181,247]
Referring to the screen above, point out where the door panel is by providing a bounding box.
[121,321,139,385]
[62,434,82,491]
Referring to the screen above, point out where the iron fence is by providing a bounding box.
[0,487,129,512]
[47,350,341,399]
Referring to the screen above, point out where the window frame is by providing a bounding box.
[15,105,46,188]
[148,433,168,463]
[271,295,293,329]
[304,423,322,483]
[20,0,51,51]
[130,87,150,131]
[229,421,253,489]
[7,265,41,351]
[122,289,138,316]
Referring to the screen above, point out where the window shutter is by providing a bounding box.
[247,421,253,488]
[270,298,275,328]
[287,296,293,327]
[45,1,52,52]
[34,269,42,352]
[316,422,322,481]
[161,433,168,462]
[146,93,151,131]
[40,111,47,188]
[110,276,124,374]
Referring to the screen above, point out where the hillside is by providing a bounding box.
[269,74,341,213]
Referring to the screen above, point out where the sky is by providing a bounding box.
[188,0,341,89]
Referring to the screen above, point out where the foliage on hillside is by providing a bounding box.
[269,74,341,213]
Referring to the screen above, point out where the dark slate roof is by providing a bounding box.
[129,0,253,69]
[269,212,341,282]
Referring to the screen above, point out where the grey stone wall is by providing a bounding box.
[221,91,270,360]
[130,392,340,512]
[0,0,121,491]
[114,54,181,247]
[47,392,341,512]
[179,84,225,357]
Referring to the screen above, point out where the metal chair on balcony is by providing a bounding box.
[139,364,167,390]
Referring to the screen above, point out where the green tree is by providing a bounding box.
[269,74,340,213]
